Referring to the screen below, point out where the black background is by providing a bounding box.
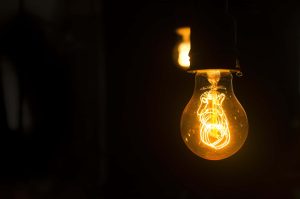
[0,0,299,198]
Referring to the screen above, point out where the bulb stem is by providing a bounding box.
[207,70,220,88]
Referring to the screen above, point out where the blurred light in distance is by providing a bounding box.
[176,27,191,68]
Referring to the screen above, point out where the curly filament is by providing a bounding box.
[197,90,230,149]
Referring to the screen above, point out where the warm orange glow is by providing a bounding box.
[197,89,230,149]
[181,70,248,160]
[176,27,191,68]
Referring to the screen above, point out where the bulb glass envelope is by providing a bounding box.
[180,69,248,160]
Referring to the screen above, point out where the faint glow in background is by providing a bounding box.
[176,27,191,68]
[1,58,20,131]
[1,57,33,133]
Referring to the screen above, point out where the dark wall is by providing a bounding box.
[0,0,105,198]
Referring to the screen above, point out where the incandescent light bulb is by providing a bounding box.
[181,69,248,160]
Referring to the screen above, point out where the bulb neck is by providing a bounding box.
[194,70,233,93]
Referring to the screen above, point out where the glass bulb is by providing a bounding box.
[181,69,248,160]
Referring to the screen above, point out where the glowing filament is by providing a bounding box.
[197,90,230,149]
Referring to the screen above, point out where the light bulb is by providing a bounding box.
[175,27,191,68]
[181,69,248,160]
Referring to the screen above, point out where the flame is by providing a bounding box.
[176,27,191,68]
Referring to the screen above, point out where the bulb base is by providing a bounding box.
[188,9,240,73]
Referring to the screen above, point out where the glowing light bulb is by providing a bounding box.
[176,27,191,68]
[181,69,248,160]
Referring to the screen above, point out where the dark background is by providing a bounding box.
[0,0,299,198]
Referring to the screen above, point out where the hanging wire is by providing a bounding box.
[225,0,243,76]
[225,0,229,13]
[18,0,25,14]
